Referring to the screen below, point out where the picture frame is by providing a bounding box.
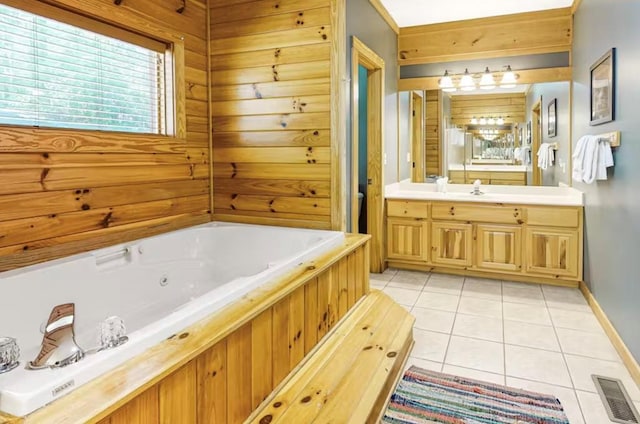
[548,98,557,137]
[590,48,615,126]
[526,121,532,144]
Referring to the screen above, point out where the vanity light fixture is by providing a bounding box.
[459,69,476,91]
[479,117,487,125]
[497,117,505,125]
[500,65,518,88]
[487,117,496,125]
[479,67,496,90]
[438,70,457,92]
[470,117,478,124]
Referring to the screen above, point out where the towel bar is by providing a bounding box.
[597,131,620,147]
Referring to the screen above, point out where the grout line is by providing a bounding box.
[439,276,467,373]
[501,278,507,386]
[543,286,588,424]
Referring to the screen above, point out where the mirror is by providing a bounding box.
[399,80,571,187]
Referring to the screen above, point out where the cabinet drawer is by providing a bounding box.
[387,200,429,218]
[490,171,526,182]
[527,207,580,228]
[432,203,523,225]
[466,171,491,180]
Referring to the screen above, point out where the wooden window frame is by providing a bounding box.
[0,0,186,153]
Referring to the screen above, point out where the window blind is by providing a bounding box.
[0,4,164,134]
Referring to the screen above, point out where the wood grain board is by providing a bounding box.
[210,0,340,230]
[450,92,526,125]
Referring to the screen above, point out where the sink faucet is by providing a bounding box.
[471,179,484,196]
[27,303,84,370]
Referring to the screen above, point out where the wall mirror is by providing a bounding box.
[399,79,571,187]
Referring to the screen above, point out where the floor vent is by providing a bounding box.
[592,375,640,423]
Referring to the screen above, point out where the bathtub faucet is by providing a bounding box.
[27,303,85,370]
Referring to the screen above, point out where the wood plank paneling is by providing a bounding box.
[210,0,338,231]
[251,309,273,409]
[159,362,197,424]
[450,92,526,125]
[226,323,253,423]
[197,341,227,424]
[425,90,441,176]
[0,0,210,271]
[398,8,573,65]
[109,387,159,424]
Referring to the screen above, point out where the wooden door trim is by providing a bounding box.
[331,0,347,230]
[531,98,542,186]
[351,36,385,273]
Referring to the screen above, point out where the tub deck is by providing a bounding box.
[0,233,370,424]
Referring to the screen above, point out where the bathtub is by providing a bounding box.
[0,222,345,417]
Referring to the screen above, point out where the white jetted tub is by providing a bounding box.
[0,222,345,417]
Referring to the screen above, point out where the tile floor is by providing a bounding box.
[371,269,640,424]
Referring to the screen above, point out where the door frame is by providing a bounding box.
[410,91,424,182]
[351,36,385,273]
[531,97,542,186]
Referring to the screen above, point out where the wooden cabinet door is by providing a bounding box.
[476,225,522,272]
[525,227,579,278]
[431,222,473,267]
[386,218,428,262]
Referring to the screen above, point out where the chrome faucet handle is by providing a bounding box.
[0,337,20,374]
[27,303,84,370]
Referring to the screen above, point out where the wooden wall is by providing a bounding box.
[450,92,526,126]
[398,8,573,65]
[424,90,441,176]
[209,0,343,230]
[0,0,211,271]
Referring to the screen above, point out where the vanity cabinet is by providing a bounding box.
[385,199,583,285]
[386,200,429,262]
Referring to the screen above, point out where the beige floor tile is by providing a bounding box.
[382,287,420,307]
[576,390,618,424]
[565,354,640,401]
[369,278,387,289]
[506,377,585,424]
[442,364,505,385]
[411,307,456,334]
[556,328,621,362]
[370,268,397,282]
[461,278,502,300]
[404,356,442,373]
[423,274,464,295]
[444,335,504,374]
[452,313,503,342]
[549,308,605,333]
[503,302,552,325]
[504,320,560,352]
[387,270,429,290]
[505,344,572,387]
[502,284,546,306]
[542,286,591,312]
[457,296,502,319]
[414,291,460,312]
[412,329,450,362]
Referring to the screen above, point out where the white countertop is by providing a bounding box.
[448,164,527,172]
[385,181,584,206]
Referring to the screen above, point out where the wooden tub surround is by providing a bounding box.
[0,234,371,424]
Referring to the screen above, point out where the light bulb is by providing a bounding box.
[500,65,517,88]
[459,68,475,91]
[471,117,478,124]
[479,117,487,125]
[439,70,457,93]
[488,117,496,125]
[479,67,495,90]
[497,117,505,125]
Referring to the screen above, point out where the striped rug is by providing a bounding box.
[383,366,570,424]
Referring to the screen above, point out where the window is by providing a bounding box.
[0,3,169,134]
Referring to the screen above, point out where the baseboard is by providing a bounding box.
[579,281,640,388]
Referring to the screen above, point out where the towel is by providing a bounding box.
[572,135,614,183]
[537,143,555,170]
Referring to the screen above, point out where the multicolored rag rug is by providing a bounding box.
[383,366,570,424]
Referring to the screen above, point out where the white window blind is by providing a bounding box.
[0,4,165,134]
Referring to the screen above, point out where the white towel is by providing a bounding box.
[537,143,555,170]
[572,135,614,183]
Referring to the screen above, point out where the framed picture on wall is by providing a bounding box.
[548,98,557,137]
[526,121,532,144]
[590,48,615,125]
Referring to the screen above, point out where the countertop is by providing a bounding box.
[448,164,527,172]
[385,182,584,206]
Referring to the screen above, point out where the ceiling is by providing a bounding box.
[378,0,573,27]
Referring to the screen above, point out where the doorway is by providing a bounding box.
[351,36,384,273]
[531,98,542,186]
